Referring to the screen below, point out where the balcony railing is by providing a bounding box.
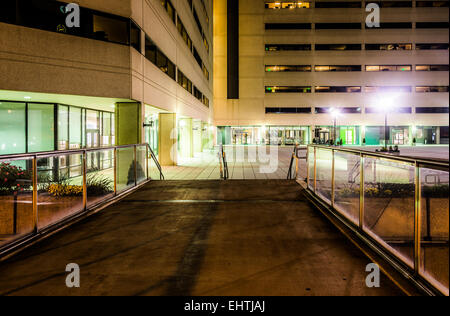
[0,144,163,256]
[307,145,449,296]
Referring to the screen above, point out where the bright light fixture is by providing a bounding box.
[24,96,31,100]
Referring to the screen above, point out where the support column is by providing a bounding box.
[159,113,177,166]
[179,118,193,158]
[115,102,142,145]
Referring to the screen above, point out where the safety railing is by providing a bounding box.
[0,143,163,255]
[287,146,307,180]
[307,145,449,296]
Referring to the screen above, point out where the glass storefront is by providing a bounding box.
[365,126,411,146]
[0,101,115,156]
[267,126,310,146]
[217,126,310,146]
[144,113,159,158]
[315,126,360,145]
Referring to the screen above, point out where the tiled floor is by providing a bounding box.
[162,146,307,180]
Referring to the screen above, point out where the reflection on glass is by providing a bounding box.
[334,152,360,225]
[0,102,26,155]
[316,149,333,203]
[0,159,34,247]
[136,146,148,184]
[87,150,114,208]
[363,157,415,267]
[420,166,449,295]
[116,147,136,192]
[28,103,54,153]
[37,154,84,229]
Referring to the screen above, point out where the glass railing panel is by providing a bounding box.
[307,148,315,191]
[86,149,114,208]
[316,148,333,203]
[419,166,449,295]
[0,158,34,247]
[136,145,148,184]
[116,147,136,192]
[37,153,84,229]
[334,152,360,225]
[363,157,415,267]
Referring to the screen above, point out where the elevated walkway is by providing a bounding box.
[0,180,405,296]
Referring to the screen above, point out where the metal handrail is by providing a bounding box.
[306,144,449,296]
[146,144,165,180]
[309,144,449,168]
[218,146,229,180]
[0,143,162,257]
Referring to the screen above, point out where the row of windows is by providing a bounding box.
[0,0,137,46]
[162,0,210,81]
[265,64,449,72]
[265,86,450,93]
[265,1,449,9]
[266,107,449,114]
[185,0,210,54]
[266,43,449,51]
[145,36,209,108]
[265,22,449,30]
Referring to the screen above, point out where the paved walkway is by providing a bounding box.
[163,146,306,180]
[0,180,403,296]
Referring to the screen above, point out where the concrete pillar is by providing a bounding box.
[179,118,193,158]
[115,102,142,145]
[159,113,177,166]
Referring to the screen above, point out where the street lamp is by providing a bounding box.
[329,108,341,145]
[377,96,395,150]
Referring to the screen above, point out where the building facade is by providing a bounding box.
[213,0,449,146]
[0,0,214,166]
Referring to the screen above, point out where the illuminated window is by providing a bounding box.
[265,2,311,9]
[265,44,311,51]
[315,65,361,72]
[315,44,362,50]
[416,86,450,93]
[365,65,412,71]
[266,65,312,72]
[415,65,449,71]
[365,86,412,93]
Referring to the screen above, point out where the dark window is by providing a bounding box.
[366,43,412,50]
[0,0,131,46]
[266,65,312,72]
[416,86,450,93]
[315,86,361,93]
[315,44,362,50]
[194,86,203,101]
[315,107,331,114]
[161,0,176,23]
[265,44,312,51]
[416,107,449,113]
[416,43,449,50]
[416,1,449,7]
[193,8,203,34]
[202,95,210,108]
[340,107,362,114]
[315,65,361,72]
[265,23,312,30]
[314,2,362,8]
[265,86,312,93]
[177,16,193,51]
[265,107,312,114]
[193,47,203,68]
[370,1,412,7]
[416,22,449,28]
[315,23,361,29]
[130,21,141,52]
[416,65,449,71]
[145,36,157,64]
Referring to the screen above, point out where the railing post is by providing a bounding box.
[113,147,117,195]
[313,146,317,193]
[359,153,365,230]
[414,161,421,275]
[134,145,137,186]
[306,146,310,186]
[32,156,38,233]
[146,145,149,181]
[331,149,335,207]
[82,151,87,211]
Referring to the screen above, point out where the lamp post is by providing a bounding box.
[329,108,341,146]
[378,96,395,150]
